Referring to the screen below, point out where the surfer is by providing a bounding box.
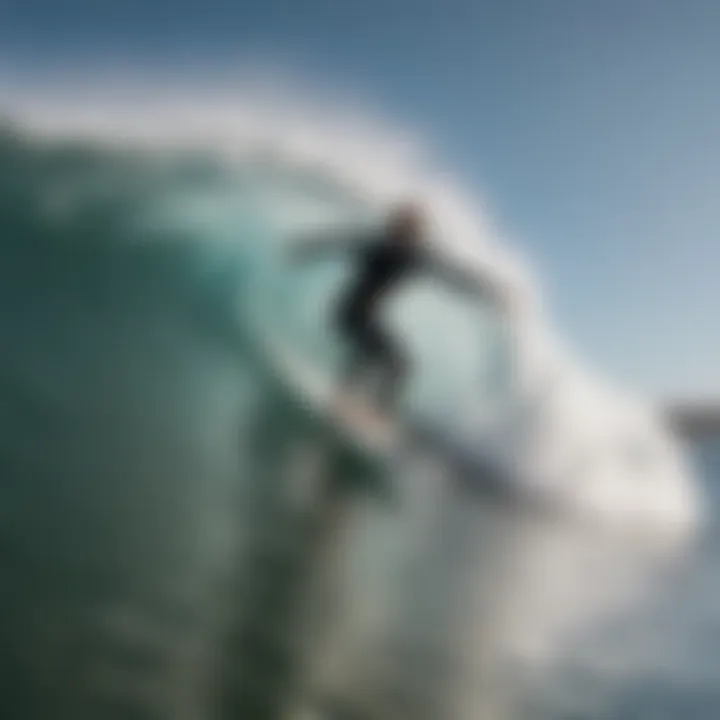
[289,201,518,417]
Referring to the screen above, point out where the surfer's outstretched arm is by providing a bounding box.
[286,227,374,263]
[422,245,517,314]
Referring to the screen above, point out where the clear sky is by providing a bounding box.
[2,0,719,398]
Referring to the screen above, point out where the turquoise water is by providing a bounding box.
[0,124,714,720]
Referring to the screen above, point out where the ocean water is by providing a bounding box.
[0,103,713,720]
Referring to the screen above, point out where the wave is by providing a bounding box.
[2,77,701,537]
[0,74,707,718]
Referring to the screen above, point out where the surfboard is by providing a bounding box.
[260,333,403,460]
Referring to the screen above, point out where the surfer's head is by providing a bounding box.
[387,201,425,246]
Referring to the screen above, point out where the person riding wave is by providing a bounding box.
[289,201,518,417]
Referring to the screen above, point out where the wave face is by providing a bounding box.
[0,79,706,720]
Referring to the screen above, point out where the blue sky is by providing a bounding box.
[2,0,719,398]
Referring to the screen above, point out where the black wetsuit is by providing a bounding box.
[335,237,420,408]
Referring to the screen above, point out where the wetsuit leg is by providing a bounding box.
[362,320,409,413]
[337,303,409,412]
[336,305,372,392]
[339,344,366,391]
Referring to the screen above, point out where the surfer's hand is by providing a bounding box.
[497,284,523,319]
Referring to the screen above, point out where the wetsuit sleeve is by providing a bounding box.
[420,245,509,308]
[286,227,376,262]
